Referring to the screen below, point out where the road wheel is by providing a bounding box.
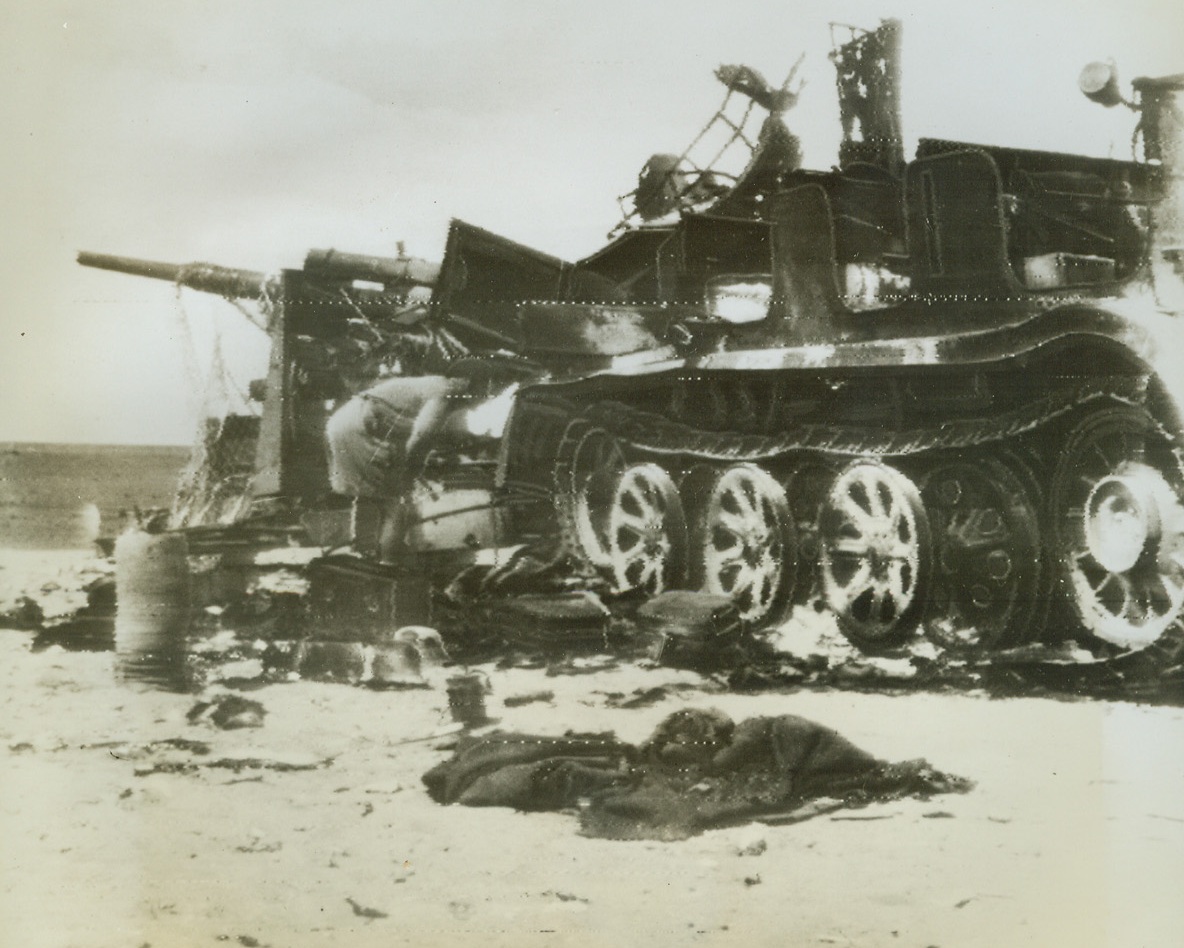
[819,460,932,651]
[693,463,797,626]
[921,455,1043,651]
[554,419,626,569]
[1050,406,1184,649]
[606,463,688,595]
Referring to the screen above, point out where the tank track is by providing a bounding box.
[572,376,1148,465]
[520,371,1184,681]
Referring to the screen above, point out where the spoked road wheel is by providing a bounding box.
[606,463,688,595]
[922,456,1043,652]
[554,420,627,569]
[1051,406,1184,649]
[819,460,932,651]
[694,463,797,626]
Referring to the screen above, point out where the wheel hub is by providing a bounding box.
[1084,467,1163,574]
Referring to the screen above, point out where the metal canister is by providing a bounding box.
[114,528,192,691]
[446,672,490,727]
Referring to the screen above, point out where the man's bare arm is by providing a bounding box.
[404,393,463,477]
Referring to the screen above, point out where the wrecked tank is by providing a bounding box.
[80,20,1184,670]
[486,20,1184,659]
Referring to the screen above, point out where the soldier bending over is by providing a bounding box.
[325,370,477,560]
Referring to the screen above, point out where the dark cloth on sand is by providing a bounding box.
[423,709,972,840]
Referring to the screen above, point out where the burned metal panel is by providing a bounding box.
[650,213,773,305]
[761,184,844,345]
[574,227,675,302]
[1135,79,1184,307]
[516,303,673,358]
[915,138,1160,200]
[434,220,572,347]
[917,137,1153,286]
[905,150,1014,297]
[680,214,773,287]
[251,270,331,501]
[827,166,907,264]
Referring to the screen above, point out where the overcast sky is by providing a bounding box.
[1,0,1181,444]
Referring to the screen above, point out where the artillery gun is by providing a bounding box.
[77,245,459,524]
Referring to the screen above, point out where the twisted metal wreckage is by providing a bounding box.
[82,21,1184,675]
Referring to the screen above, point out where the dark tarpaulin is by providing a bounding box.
[423,708,972,841]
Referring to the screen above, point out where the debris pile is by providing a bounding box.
[4,542,1184,704]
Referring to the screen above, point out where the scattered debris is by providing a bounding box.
[503,690,555,708]
[601,681,718,709]
[390,626,449,666]
[294,641,366,683]
[726,663,808,691]
[544,655,621,678]
[118,739,332,778]
[390,724,466,747]
[541,890,589,904]
[31,574,117,652]
[235,832,282,854]
[205,754,332,774]
[370,640,424,687]
[1,596,43,631]
[636,592,742,670]
[345,897,388,919]
[487,591,612,647]
[187,693,267,730]
[735,836,767,857]
[834,657,918,683]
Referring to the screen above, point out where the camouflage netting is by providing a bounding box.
[171,414,261,527]
[168,286,267,529]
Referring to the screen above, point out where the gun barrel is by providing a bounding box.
[77,252,268,300]
[303,248,439,287]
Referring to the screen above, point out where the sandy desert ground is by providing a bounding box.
[2,548,1184,948]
